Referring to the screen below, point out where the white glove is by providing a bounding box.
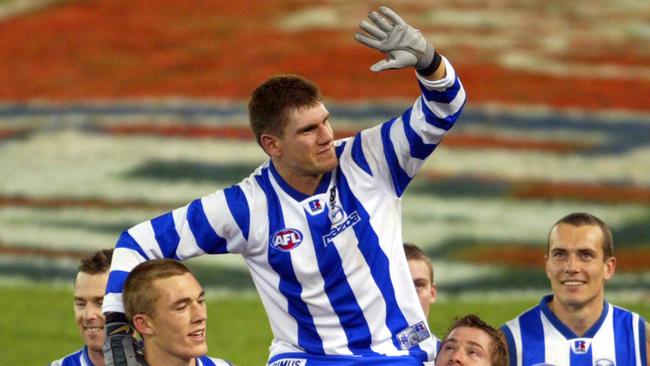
[354,6,435,73]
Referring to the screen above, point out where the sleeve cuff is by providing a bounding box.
[415,56,456,91]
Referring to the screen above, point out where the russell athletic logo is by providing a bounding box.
[570,338,591,354]
[270,228,303,251]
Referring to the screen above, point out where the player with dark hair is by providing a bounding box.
[103,6,466,366]
[50,249,113,366]
[436,314,508,366]
[501,212,649,365]
[123,259,232,366]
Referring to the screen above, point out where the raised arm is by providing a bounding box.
[351,6,465,197]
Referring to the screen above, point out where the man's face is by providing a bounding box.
[269,102,337,179]
[145,273,208,362]
[408,259,436,318]
[435,326,494,366]
[546,223,615,311]
[73,271,108,354]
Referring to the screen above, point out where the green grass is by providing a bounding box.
[1,283,648,365]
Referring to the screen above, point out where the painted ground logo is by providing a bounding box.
[271,228,303,251]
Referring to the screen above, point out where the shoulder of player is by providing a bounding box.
[48,347,84,366]
[197,355,234,366]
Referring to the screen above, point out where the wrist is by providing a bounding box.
[416,50,442,76]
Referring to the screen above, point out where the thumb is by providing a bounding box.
[370,59,393,72]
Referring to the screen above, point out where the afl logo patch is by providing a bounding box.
[271,228,303,251]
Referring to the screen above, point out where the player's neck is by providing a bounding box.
[88,347,105,366]
[273,162,324,196]
[550,294,605,337]
[145,346,196,366]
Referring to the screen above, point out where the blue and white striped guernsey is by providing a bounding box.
[197,355,233,366]
[49,346,94,366]
[103,57,466,364]
[501,295,647,366]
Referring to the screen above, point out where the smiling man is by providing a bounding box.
[501,212,649,366]
[50,249,113,366]
[123,259,232,366]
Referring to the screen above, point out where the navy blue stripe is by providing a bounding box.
[198,356,216,366]
[401,107,437,160]
[336,172,426,358]
[187,199,228,254]
[380,120,412,197]
[224,185,250,241]
[418,76,461,104]
[256,168,324,354]
[419,96,462,131]
[105,270,130,294]
[519,306,546,366]
[81,347,92,366]
[350,133,372,176]
[613,306,633,366]
[151,212,180,259]
[306,204,373,353]
[335,140,346,159]
[115,231,149,260]
[500,325,518,366]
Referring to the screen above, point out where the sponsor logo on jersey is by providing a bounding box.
[595,359,614,366]
[396,321,431,350]
[570,338,591,354]
[322,211,361,246]
[329,204,345,224]
[270,228,303,251]
[269,359,307,366]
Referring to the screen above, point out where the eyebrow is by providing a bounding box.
[74,296,103,302]
[443,338,486,351]
[171,290,205,306]
[296,113,330,133]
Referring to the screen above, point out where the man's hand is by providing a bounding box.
[354,6,436,73]
[103,312,148,366]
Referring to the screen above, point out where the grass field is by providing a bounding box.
[1,283,648,365]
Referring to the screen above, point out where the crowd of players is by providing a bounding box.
[48,5,647,366]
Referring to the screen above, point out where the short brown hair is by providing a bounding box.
[548,212,614,259]
[123,259,192,323]
[78,248,113,275]
[442,314,508,366]
[248,74,322,146]
[404,242,434,283]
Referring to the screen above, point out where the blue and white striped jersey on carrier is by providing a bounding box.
[103,57,466,364]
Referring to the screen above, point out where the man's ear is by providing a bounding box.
[260,133,282,157]
[132,314,154,336]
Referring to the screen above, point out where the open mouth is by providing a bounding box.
[188,329,205,340]
[561,280,586,286]
[84,326,104,333]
